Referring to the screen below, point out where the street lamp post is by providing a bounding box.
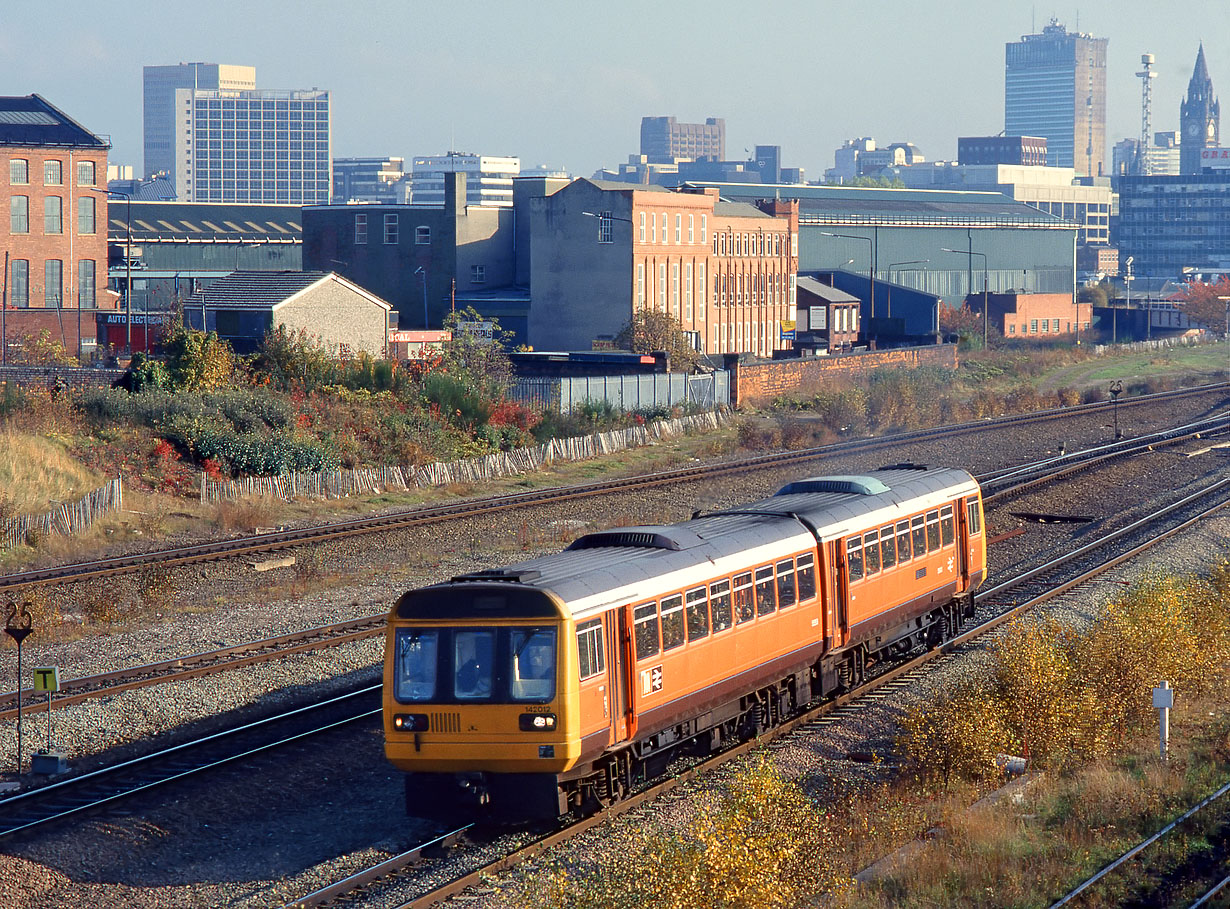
[941,247,988,349]
[885,258,929,322]
[820,231,874,341]
[1218,296,1230,381]
[1125,256,1136,342]
[88,188,132,354]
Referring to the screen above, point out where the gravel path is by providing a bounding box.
[1,391,1228,908]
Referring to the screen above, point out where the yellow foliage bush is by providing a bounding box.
[899,569,1230,782]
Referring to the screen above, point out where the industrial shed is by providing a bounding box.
[181,270,391,356]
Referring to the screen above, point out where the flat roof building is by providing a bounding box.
[143,63,255,182]
[1005,20,1107,177]
[410,153,519,207]
[640,116,725,163]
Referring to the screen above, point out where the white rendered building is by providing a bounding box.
[410,153,519,207]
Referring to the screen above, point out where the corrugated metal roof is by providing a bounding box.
[110,202,303,243]
[713,200,772,219]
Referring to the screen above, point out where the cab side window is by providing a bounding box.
[576,619,605,680]
[967,499,982,535]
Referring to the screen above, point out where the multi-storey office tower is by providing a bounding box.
[1005,19,1107,177]
[410,153,519,207]
[639,117,726,162]
[143,64,256,182]
[172,88,331,205]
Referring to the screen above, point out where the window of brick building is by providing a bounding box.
[688,214,694,244]
[383,213,398,244]
[77,161,95,186]
[10,195,28,233]
[10,158,28,184]
[597,211,613,243]
[10,260,28,307]
[470,265,485,283]
[639,212,646,242]
[79,259,96,308]
[354,213,367,244]
[45,196,62,234]
[44,160,62,185]
[415,225,431,245]
[78,196,95,234]
[45,259,63,308]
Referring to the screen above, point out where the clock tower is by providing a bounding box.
[1181,44,1220,173]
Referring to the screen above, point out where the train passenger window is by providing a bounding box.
[634,602,660,660]
[967,500,982,535]
[911,515,926,555]
[846,538,864,582]
[863,531,880,574]
[940,505,955,546]
[510,627,556,701]
[576,619,605,680]
[454,630,495,700]
[394,629,439,702]
[734,572,755,623]
[896,520,911,561]
[755,565,777,615]
[926,510,941,552]
[661,595,686,650]
[796,553,816,600]
[879,525,896,569]
[710,579,733,632]
[686,587,710,641]
[776,559,796,608]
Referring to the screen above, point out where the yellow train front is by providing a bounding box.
[383,577,581,820]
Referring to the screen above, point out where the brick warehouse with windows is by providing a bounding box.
[529,179,798,355]
[1,95,115,360]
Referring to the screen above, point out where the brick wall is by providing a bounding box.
[0,364,123,391]
[727,344,958,408]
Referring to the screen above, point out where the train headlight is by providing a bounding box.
[393,713,429,732]
[519,713,557,731]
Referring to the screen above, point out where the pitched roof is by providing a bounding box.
[182,270,392,312]
[184,271,330,306]
[0,94,109,148]
[796,276,860,303]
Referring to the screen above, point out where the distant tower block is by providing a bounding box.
[1137,53,1157,174]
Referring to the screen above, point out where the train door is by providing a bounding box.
[955,498,970,591]
[604,609,632,743]
[832,540,849,646]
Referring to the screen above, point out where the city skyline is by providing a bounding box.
[2,0,1228,182]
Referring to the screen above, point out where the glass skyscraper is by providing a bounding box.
[1005,20,1107,177]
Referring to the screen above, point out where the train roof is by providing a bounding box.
[718,465,980,542]
[405,465,979,622]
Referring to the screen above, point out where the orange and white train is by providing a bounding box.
[383,464,986,819]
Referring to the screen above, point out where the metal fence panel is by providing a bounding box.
[509,371,728,414]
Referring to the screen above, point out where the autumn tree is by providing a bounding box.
[1175,275,1230,330]
[161,326,236,391]
[614,310,701,372]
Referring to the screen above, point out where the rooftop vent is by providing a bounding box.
[568,527,701,551]
[451,568,542,583]
[775,475,891,496]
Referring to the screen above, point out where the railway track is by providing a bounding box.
[2,383,1225,595]
[4,410,1226,726]
[1048,777,1230,908]
[0,686,381,840]
[282,475,1230,908]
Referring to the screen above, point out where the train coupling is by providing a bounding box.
[457,773,491,807]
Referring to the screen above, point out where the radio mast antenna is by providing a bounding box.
[1137,54,1157,175]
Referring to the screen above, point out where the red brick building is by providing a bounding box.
[971,291,1092,339]
[530,179,798,356]
[1,95,115,360]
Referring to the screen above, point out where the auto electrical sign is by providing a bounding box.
[1200,148,1230,168]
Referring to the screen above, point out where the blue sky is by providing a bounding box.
[2,0,1228,179]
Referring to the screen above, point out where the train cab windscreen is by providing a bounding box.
[394,627,557,704]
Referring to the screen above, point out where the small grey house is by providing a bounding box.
[181,270,392,356]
